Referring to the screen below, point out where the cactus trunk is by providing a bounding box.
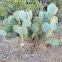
[21,34,24,43]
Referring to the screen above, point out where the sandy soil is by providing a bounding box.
[0,22,62,62]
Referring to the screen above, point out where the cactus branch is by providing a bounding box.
[20,33,25,46]
[21,34,24,43]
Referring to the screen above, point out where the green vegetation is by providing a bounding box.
[0,3,61,46]
[47,0,62,8]
[0,0,42,20]
[45,0,62,21]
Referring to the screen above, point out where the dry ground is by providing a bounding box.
[0,22,62,62]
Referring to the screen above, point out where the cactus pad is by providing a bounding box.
[61,25,62,30]
[3,18,9,26]
[44,12,48,18]
[12,31,18,37]
[31,26,39,32]
[0,30,7,36]
[13,25,19,33]
[52,7,58,15]
[52,16,58,23]
[3,26,12,32]
[39,11,44,20]
[46,38,52,43]
[44,19,50,23]
[16,14,20,22]
[26,12,30,20]
[54,27,60,34]
[20,10,26,21]
[5,32,13,40]
[46,30,53,37]
[32,23,39,28]
[47,3,58,15]
[9,17,18,26]
[52,39,59,46]
[33,17,42,25]
[22,19,31,27]
[29,10,32,19]
[31,23,39,32]
[18,27,28,37]
[48,15,53,20]
[50,20,57,31]
[13,11,20,18]
[42,34,47,42]
[41,22,50,33]
[8,15,13,23]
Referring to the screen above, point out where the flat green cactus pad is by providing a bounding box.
[26,12,30,20]
[18,27,28,37]
[0,30,7,36]
[44,19,50,23]
[42,34,47,42]
[3,18,9,26]
[52,39,59,46]
[29,10,32,19]
[31,26,39,32]
[31,23,39,32]
[54,27,60,34]
[9,17,18,26]
[5,32,13,40]
[16,14,20,22]
[48,15,53,20]
[27,26,31,31]
[51,17,58,26]
[33,17,42,25]
[32,23,39,28]
[46,38,52,43]
[46,30,53,37]
[47,3,56,13]
[8,15,13,23]
[3,26,12,32]
[44,12,48,18]
[41,22,50,33]
[52,7,58,15]
[50,20,57,31]
[22,19,31,27]
[39,11,44,20]
[47,3,58,15]
[20,10,26,21]
[12,31,18,37]
[61,25,62,30]
[13,11,20,19]
[52,16,58,24]
[56,22,58,26]
[13,25,19,33]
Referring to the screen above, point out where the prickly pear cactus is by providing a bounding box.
[0,10,32,46]
[31,3,60,46]
[0,3,60,46]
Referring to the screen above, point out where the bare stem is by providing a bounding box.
[21,34,24,43]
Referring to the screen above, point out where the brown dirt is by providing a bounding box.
[0,22,62,62]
